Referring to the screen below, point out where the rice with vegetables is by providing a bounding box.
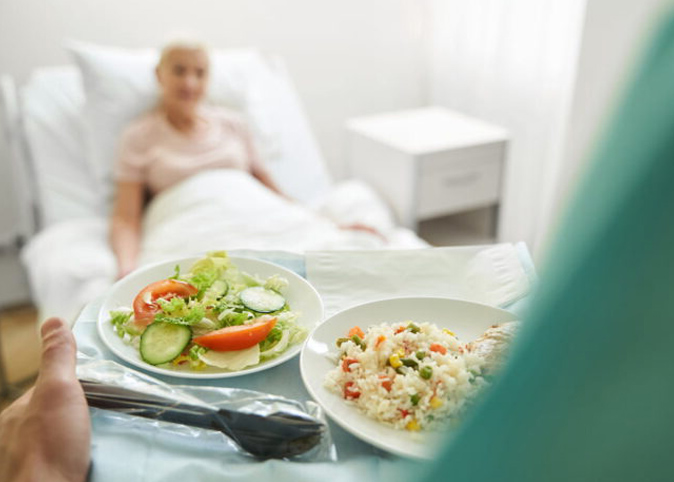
[324,321,514,431]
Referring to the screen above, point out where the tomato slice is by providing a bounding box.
[133,279,199,327]
[193,317,277,351]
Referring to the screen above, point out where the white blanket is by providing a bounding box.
[139,170,425,265]
[22,170,427,324]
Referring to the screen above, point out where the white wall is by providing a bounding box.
[0,0,427,179]
[427,0,587,254]
[2,0,671,255]
[536,0,674,255]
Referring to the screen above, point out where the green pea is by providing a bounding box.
[410,394,420,406]
[415,350,426,360]
[401,358,419,369]
[407,323,421,333]
[420,366,433,380]
[351,335,366,349]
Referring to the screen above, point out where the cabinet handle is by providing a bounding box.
[442,172,480,187]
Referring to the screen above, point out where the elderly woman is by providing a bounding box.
[110,42,286,279]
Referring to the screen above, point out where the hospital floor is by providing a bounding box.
[0,305,40,411]
[0,209,495,411]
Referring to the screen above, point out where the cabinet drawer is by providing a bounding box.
[417,149,503,219]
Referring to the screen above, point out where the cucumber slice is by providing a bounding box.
[240,287,286,313]
[140,322,192,365]
[202,279,229,304]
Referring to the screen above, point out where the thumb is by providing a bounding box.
[38,317,77,383]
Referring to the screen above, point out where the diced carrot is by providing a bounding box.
[348,326,365,339]
[342,357,358,372]
[379,374,393,392]
[375,335,386,348]
[429,343,448,355]
[395,326,405,334]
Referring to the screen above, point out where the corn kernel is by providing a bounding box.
[389,354,402,368]
[430,396,444,409]
[443,328,456,337]
[406,419,421,431]
[171,355,190,366]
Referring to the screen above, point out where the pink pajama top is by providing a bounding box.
[115,106,262,195]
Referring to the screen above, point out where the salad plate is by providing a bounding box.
[98,254,324,379]
[299,297,517,459]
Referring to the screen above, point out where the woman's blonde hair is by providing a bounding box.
[157,38,209,68]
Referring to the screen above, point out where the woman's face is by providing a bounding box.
[156,47,209,113]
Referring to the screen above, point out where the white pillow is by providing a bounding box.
[21,67,102,226]
[67,41,331,206]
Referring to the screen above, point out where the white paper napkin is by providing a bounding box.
[305,244,532,318]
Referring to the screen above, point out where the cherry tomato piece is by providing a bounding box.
[193,317,277,352]
[133,279,198,327]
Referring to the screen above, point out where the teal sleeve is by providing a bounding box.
[421,9,674,482]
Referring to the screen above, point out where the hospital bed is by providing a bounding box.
[0,42,428,323]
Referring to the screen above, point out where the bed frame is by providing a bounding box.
[0,75,36,396]
[0,76,33,311]
[0,75,36,247]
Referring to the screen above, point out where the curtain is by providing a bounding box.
[427,0,587,257]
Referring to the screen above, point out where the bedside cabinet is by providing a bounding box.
[347,107,508,234]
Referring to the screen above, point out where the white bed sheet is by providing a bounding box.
[22,171,427,324]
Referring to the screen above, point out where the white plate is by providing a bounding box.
[300,296,517,459]
[98,256,324,379]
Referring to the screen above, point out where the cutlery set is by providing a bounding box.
[80,379,326,459]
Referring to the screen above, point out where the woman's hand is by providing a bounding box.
[116,260,136,280]
[0,318,91,482]
[339,222,387,242]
